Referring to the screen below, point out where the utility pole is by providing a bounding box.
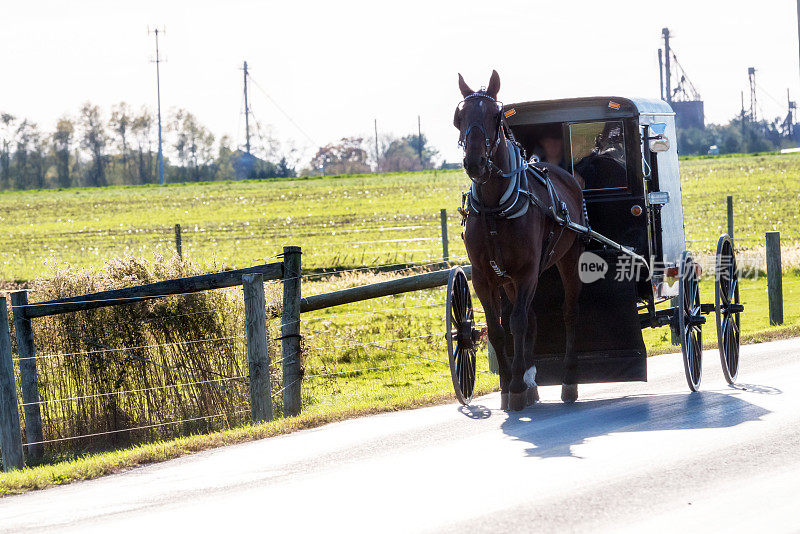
[149,27,166,186]
[658,48,664,101]
[748,67,758,122]
[374,118,380,172]
[662,28,672,103]
[797,0,800,89]
[417,115,423,168]
[243,61,252,156]
[741,90,747,152]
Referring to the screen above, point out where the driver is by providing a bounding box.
[532,123,566,168]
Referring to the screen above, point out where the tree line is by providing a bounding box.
[677,113,799,156]
[0,103,300,192]
[0,103,452,192]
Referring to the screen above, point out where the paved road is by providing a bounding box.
[2,338,800,533]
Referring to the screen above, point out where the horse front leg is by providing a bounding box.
[472,277,512,403]
[508,278,538,411]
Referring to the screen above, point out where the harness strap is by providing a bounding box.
[466,139,585,279]
[481,212,509,279]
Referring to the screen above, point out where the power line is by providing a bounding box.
[247,74,317,147]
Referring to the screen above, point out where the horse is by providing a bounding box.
[453,70,587,410]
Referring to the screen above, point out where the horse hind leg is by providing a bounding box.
[499,290,514,409]
[508,281,538,411]
[558,243,583,403]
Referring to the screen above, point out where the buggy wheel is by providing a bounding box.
[446,266,477,405]
[715,235,743,384]
[678,251,704,392]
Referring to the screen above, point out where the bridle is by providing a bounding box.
[457,92,505,184]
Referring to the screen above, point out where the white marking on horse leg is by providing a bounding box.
[523,365,537,388]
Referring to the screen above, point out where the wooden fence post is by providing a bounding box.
[9,291,43,460]
[243,274,272,423]
[281,246,302,417]
[440,209,449,263]
[174,224,182,259]
[766,231,783,325]
[0,297,24,471]
[726,195,734,241]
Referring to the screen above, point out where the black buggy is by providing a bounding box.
[446,97,744,404]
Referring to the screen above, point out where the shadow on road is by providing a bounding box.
[458,404,492,419]
[500,390,771,459]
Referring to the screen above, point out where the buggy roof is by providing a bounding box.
[503,97,674,126]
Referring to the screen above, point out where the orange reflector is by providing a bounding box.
[608,101,620,110]
[504,108,516,118]
[631,205,643,216]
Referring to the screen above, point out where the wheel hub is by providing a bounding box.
[458,319,475,348]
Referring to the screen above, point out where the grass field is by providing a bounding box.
[1,152,799,491]
[1,152,799,282]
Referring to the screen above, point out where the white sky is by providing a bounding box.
[2,0,799,165]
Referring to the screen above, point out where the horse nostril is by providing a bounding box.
[479,156,487,167]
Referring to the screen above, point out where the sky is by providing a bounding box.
[2,0,799,166]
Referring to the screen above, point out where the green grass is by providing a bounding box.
[1,153,798,282]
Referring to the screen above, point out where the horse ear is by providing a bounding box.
[453,106,461,129]
[458,73,473,98]
[487,70,500,99]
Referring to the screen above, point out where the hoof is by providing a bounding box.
[508,391,526,411]
[500,392,509,410]
[526,386,539,406]
[561,383,578,403]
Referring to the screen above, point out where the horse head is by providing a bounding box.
[453,70,503,180]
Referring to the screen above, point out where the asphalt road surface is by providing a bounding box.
[2,337,800,533]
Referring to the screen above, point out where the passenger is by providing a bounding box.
[532,123,584,188]
[531,123,566,168]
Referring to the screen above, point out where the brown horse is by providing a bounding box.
[453,70,586,410]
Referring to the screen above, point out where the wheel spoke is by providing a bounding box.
[460,281,469,314]
[691,330,702,381]
[466,350,476,398]
[461,349,469,395]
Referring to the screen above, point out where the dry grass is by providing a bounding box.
[11,254,286,460]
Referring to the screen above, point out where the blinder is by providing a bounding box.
[455,92,504,153]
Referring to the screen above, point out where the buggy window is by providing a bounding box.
[569,121,627,191]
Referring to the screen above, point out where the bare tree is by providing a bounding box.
[0,113,15,190]
[53,117,74,188]
[109,102,133,183]
[131,107,154,184]
[79,103,107,187]
[170,109,215,181]
[13,120,45,189]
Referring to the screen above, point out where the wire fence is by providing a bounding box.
[3,213,797,277]
[4,251,483,458]
[7,271,278,455]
